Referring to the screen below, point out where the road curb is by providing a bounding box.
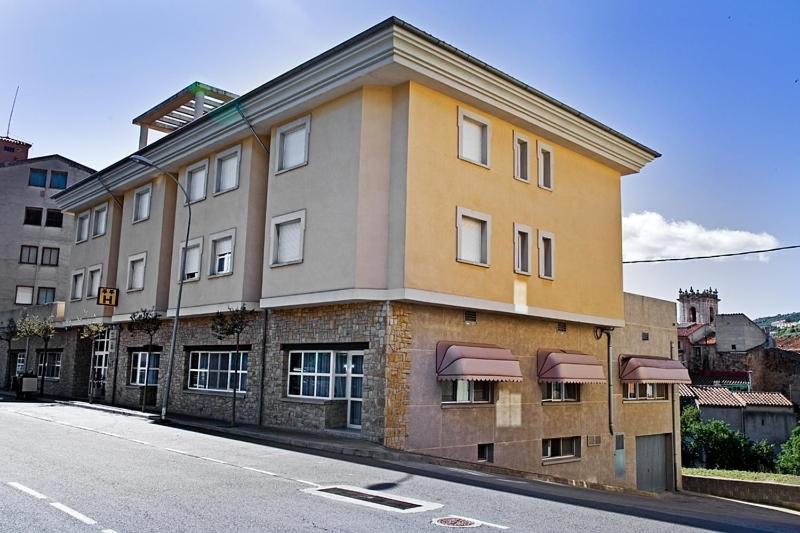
[53,400,160,420]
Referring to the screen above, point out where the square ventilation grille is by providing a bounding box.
[556,321,567,332]
[464,310,478,324]
[587,435,602,447]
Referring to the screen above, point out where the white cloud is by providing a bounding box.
[622,212,779,262]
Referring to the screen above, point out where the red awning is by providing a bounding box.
[436,341,523,382]
[619,356,691,384]
[536,349,606,383]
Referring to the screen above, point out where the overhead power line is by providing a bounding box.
[623,244,800,264]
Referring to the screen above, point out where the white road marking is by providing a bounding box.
[7,482,48,499]
[165,448,189,454]
[442,515,509,530]
[101,529,120,533]
[50,502,97,525]
[294,479,320,487]
[200,457,227,464]
[242,466,276,476]
[129,439,150,445]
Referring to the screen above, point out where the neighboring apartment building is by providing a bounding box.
[52,18,688,491]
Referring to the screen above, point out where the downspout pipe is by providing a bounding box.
[595,327,615,435]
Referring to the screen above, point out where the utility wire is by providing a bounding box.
[623,244,800,264]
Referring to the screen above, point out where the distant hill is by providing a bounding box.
[754,312,800,331]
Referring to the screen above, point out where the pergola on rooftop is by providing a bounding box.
[132,82,239,149]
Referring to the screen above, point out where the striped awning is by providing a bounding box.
[435,341,523,382]
[619,356,691,384]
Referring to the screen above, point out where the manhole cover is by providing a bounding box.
[433,516,480,528]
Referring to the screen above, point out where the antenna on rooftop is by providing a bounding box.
[6,85,19,137]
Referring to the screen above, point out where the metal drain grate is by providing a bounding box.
[318,487,422,510]
[433,516,480,528]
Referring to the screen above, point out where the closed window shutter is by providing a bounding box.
[460,216,483,263]
[217,155,238,191]
[94,209,107,235]
[276,220,302,263]
[189,168,206,201]
[281,127,306,169]
[131,261,145,289]
[214,237,232,273]
[462,118,484,163]
[73,273,84,298]
[135,190,151,220]
[89,270,101,296]
[185,246,200,277]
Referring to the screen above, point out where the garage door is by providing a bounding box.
[636,434,667,492]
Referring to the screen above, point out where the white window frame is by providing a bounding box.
[624,382,669,401]
[86,264,103,299]
[287,351,334,399]
[542,382,580,403]
[440,379,493,404]
[14,285,34,305]
[275,115,311,174]
[15,352,26,374]
[126,252,147,292]
[457,107,491,168]
[514,223,532,275]
[37,351,62,381]
[70,268,85,301]
[179,237,203,282]
[542,436,581,461]
[185,159,209,204]
[132,184,152,223]
[269,209,306,267]
[213,145,241,195]
[188,351,249,392]
[538,230,555,280]
[513,132,531,182]
[130,351,160,386]
[456,206,491,267]
[209,228,235,277]
[75,211,90,243]
[92,203,108,237]
[537,140,554,191]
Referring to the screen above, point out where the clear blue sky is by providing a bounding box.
[3,0,798,319]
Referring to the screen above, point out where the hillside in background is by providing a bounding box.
[754,312,800,330]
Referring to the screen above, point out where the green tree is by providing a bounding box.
[211,305,249,426]
[17,314,56,395]
[776,426,800,475]
[128,309,162,411]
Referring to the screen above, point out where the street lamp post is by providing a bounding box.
[130,155,191,422]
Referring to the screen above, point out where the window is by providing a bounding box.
[71,269,85,300]
[542,436,581,460]
[458,108,490,167]
[45,209,63,228]
[3,146,15,153]
[441,380,493,404]
[186,161,208,203]
[624,383,668,400]
[15,286,33,305]
[538,230,555,279]
[214,146,240,193]
[537,141,554,190]
[50,171,68,189]
[514,223,532,275]
[513,133,530,182]
[92,204,107,237]
[276,116,310,173]
[19,245,38,264]
[731,344,737,351]
[181,240,202,281]
[478,443,494,463]
[24,207,43,226]
[693,346,701,358]
[188,351,248,392]
[210,234,233,276]
[270,210,306,266]
[41,247,59,266]
[28,168,47,187]
[37,287,55,305]
[37,352,62,380]
[641,332,650,341]
[287,351,333,398]
[87,265,102,299]
[15,352,26,374]
[456,207,491,266]
[76,212,90,242]
[127,253,146,291]
[133,185,151,222]
[130,352,160,385]
[542,382,580,402]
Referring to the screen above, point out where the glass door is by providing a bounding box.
[334,351,364,429]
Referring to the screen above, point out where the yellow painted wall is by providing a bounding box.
[404,82,624,321]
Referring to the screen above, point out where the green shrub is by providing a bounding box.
[776,426,800,475]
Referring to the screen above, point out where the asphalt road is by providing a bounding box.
[0,401,797,533]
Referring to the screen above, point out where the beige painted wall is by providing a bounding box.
[403,82,624,322]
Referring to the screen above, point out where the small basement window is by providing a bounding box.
[478,443,494,463]
[542,436,581,461]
